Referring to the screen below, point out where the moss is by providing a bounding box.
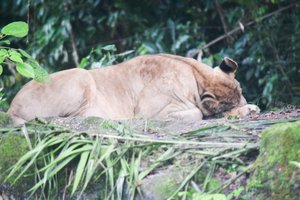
[0,132,34,197]
[0,111,11,126]
[137,167,186,200]
[249,121,300,200]
[0,133,29,182]
[192,193,226,200]
[207,178,222,191]
[155,178,178,197]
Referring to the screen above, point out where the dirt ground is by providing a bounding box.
[206,107,300,123]
[183,107,300,133]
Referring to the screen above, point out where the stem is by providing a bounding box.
[0,35,7,40]
[89,132,258,148]
[63,2,79,67]
[70,24,79,67]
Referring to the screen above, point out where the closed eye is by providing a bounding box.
[201,92,216,101]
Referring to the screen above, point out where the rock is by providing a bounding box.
[249,121,300,200]
[135,167,185,200]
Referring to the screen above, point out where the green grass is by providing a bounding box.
[1,117,296,199]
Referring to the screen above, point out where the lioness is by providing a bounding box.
[8,54,259,125]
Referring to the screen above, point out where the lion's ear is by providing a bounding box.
[219,57,238,73]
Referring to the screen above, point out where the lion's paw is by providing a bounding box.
[225,104,260,117]
[244,104,261,115]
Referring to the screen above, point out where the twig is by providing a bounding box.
[70,26,79,67]
[188,2,298,58]
[212,148,253,161]
[197,49,203,62]
[64,3,79,67]
[214,0,232,42]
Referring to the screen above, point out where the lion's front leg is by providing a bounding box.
[225,104,260,117]
[167,108,203,122]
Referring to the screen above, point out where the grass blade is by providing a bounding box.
[71,147,90,195]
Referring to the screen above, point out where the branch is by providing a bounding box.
[70,25,79,67]
[188,2,298,58]
[214,0,232,42]
[64,3,80,67]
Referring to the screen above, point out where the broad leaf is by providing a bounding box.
[16,62,35,78]
[0,64,3,75]
[9,49,23,63]
[9,55,23,63]
[1,21,29,38]
[79,57,88,69]
[0,49,8,57]
[18,49,32,59]
[28,59,50,82]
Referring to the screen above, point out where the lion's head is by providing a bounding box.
[199,57,247,116]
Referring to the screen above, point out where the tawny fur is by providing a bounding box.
[8,54,259,125]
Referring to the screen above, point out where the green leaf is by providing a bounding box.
[79,57,88,69]
[16,62,35,78]
[1,21,29,38]
[18,49,32,59]
[28,59,50,82]
[0,49,8,57]
[9,49,22,57]
[29,154,77,195]
[9,56,23,63]
[0,56,4,64]
[290,161,300,168]
[0,39,10,45]
[0,65,3,75]
[9,50,23,63]
[101,44,117,51]
[72,150,90,195]
[9,55,23,63]
[172,35,189,52]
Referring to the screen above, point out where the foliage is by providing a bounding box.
[0,21,50,110]
[223,4,300,108]
[6,121,186,199]
[1,117,266,199]
[79,44,134,69]
[0,21,49,81]
[0,88,7,109]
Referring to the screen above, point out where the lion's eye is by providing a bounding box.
[201,92,216,101]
